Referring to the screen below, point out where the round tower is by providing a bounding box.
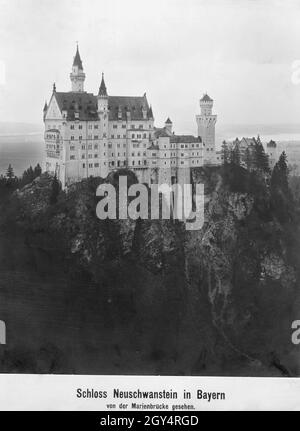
[196,93,217,164]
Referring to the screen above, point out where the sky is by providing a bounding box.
[0,0,300,134]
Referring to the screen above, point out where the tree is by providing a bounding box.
[49,174,61,205]
[245,147,252,170]
[270,152,292,222]
[230,143,241,166]
[221,140,229,165]
[6,164,14,179]
[253,139,270,173]
[34,163,42,178]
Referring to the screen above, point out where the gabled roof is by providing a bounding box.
[165,117,172,124]
[53,92,152,121]
[170,135,201,143]
[147,143,159,151]
[200,94,213,102]
[108,95,150,120]
[153,127,170,138]
[54,92,98,121]
[73,46,83,69]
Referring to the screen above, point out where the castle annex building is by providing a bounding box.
[43,46,217,187]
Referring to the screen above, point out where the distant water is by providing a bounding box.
[0,133,44,176]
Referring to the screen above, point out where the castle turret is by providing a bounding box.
[196,93,217,164]
[97,72,108,112]
[70,44,85,92]
[164,117,173,135]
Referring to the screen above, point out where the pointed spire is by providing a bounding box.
[43,100,48,111]
[148,105,153,119]
[53,82,56,93]
[73,44,83,69]
[165,117,172,124]
[98,72,107,96]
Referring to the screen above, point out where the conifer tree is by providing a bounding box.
[6,164,14,179]
[221,140,229,165]
[49,173,61,204]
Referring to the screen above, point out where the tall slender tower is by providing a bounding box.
[97,73,109,177]
[196,94,217,164]
[70,44,85,92]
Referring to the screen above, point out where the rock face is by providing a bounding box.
[0,166,299,376]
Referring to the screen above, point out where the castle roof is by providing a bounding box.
[54,92,98,121]
[200,94,213,102]
[53,92,151,121]
[73,45,83,69]
[170,135,202,143]
[153,127,170,138]
[98,73,107,96]
[267,139,277,148]
[147,142,159,151]
[107,95,150,121]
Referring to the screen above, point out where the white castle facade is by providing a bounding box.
[43,47,217,188]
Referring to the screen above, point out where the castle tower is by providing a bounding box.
[70,44,85,92]
[164,117,173,135]
[97,73,109,177]
[196,94,217,164]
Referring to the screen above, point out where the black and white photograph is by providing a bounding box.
[0,0,300,411]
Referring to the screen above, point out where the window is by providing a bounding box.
[131,125,135,129]
[122,124,126,129]
[71,136,74,140]
[79,136,82,140]
[132,134,135,139]
[111,134,114,138]
[94,144,98,149]
[82,163,86,168]
[88,144,92,149]
[70,155,75,160]
[117,135,120,139]
[88,124,92,129]
[94,125,98,129]
[103,133,107,138]
[139,125,143,129]
[94,135,98,140]
[70,125,74,130]
[89,163,93,168]
[143,133,147,138]
[123,134,126,138]
[113,125,117,129]
[94,163,99,167]
[82,154,85,159]
[81,145,85,150]
[137,134,141,139]
[79,125,82,130]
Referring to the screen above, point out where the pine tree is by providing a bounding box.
[221,140,229,165]
[230,143,241,166]
[245,147,252,170]
[34,163,42,178]
[253,139,270,173]
[6,164,14,179]
[270,152,292,222]
[49,173,61,204]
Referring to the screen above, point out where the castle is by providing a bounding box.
[43,46,217,188]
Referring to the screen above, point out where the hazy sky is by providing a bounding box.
[1,0,300,133]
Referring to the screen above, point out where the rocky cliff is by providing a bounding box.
[0,166,299,375]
